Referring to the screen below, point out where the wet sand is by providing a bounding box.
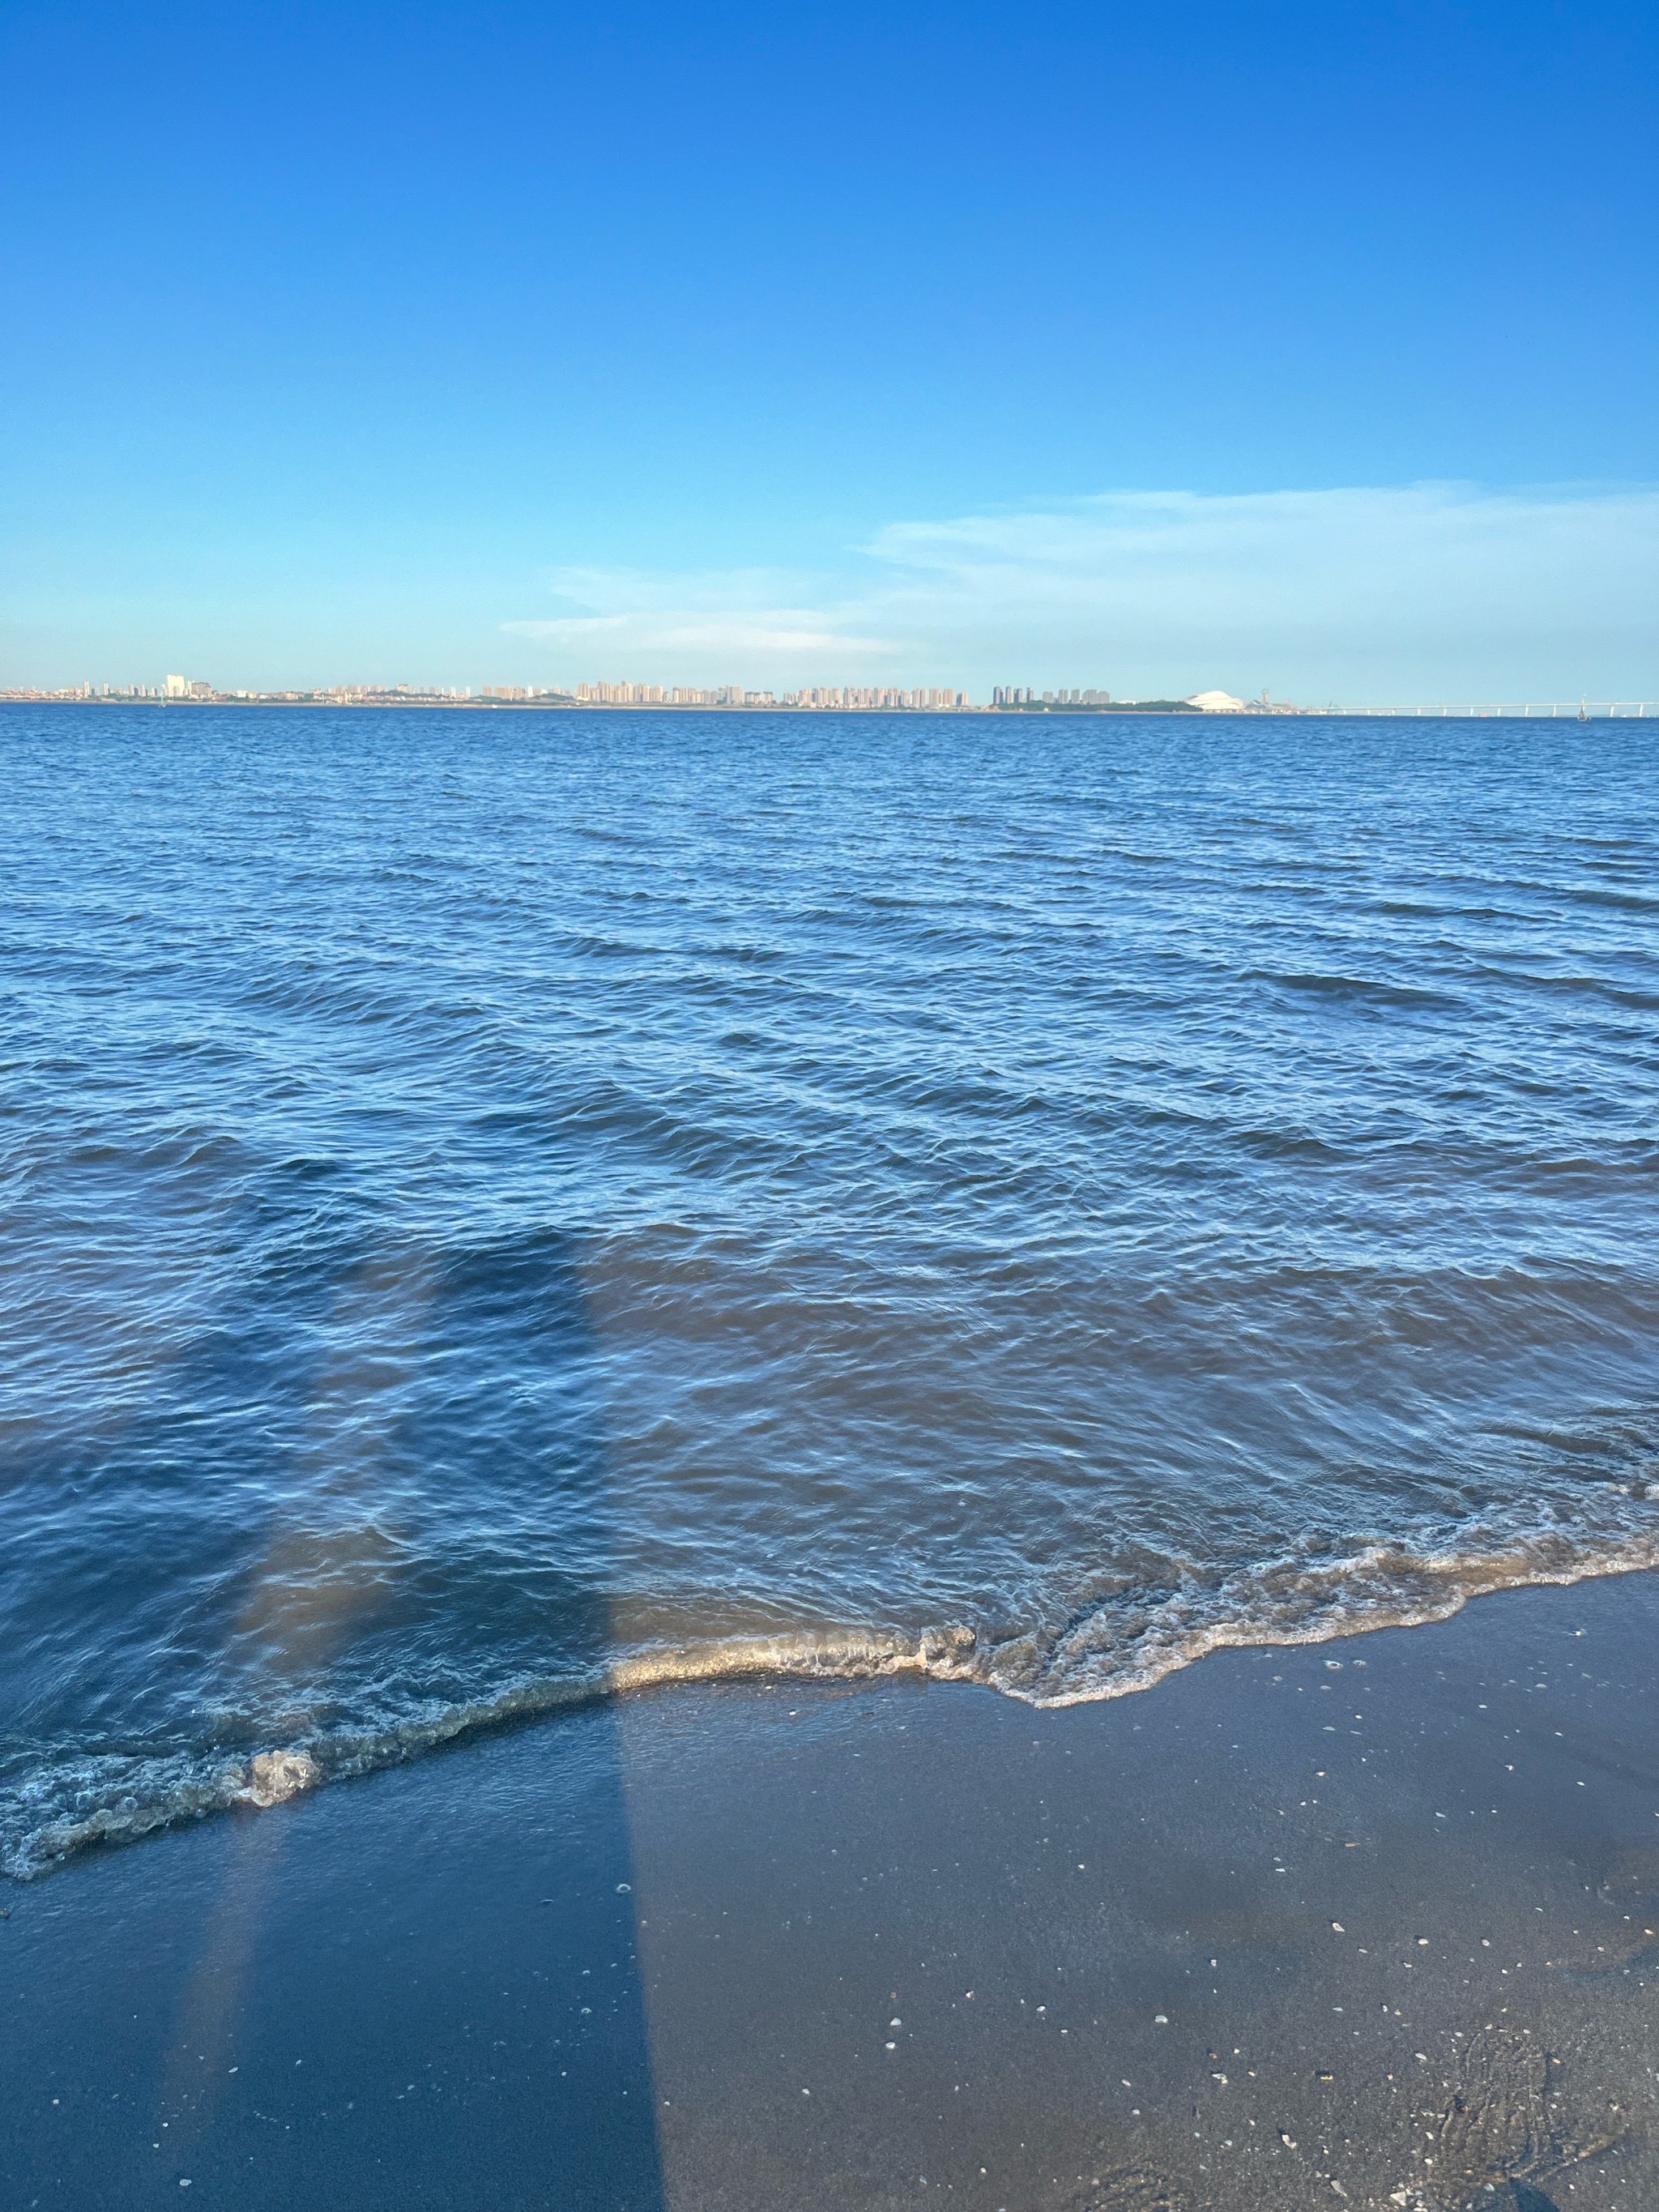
[6,1573,1659,2210]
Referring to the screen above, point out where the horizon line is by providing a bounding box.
[2,688,1654,721]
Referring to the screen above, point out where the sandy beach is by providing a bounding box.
[6,1570,1658,2210]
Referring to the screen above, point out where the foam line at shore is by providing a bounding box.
[11,1518,1659,1880]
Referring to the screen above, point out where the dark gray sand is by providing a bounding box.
[7,1574,1659,2211]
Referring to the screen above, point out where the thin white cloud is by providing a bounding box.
[501,562,898,672]
[508,613,893,657]
[503,485,1659,700]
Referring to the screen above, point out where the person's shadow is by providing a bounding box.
[4,1201,667,2211]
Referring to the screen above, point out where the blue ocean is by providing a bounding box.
[3,706,1656,1877]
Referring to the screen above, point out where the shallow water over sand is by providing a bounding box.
[2,705,1657,1873]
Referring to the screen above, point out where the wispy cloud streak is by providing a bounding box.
[504,485,1659,699]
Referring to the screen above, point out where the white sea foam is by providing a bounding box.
[241,1749,321,1805]
[976,1522,1659,1705]
[9,1524,1659,1880]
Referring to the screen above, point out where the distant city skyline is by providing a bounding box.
[7,678,1655,721]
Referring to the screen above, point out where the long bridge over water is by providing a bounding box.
[1326,700,1653,718]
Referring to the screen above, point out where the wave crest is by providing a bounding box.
[7,1529,1658,1879]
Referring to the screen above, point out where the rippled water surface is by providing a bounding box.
[3,705,1657,1873]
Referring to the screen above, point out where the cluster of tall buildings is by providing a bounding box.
[0,681,203,701]
[791,685,967,711]
[992,686,1115,707]
[573,682,970,710]
[578,681,697,704]
[308,683,474,702]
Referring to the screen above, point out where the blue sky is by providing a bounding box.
[2,0,1656,700]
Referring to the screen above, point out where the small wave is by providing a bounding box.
[975,1523,1659,1705]
[1243,967,1466,1011]
[2,1627,977,1879]
[11,1530,1659,1879]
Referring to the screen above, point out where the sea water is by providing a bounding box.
[2,706,1655,1874]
